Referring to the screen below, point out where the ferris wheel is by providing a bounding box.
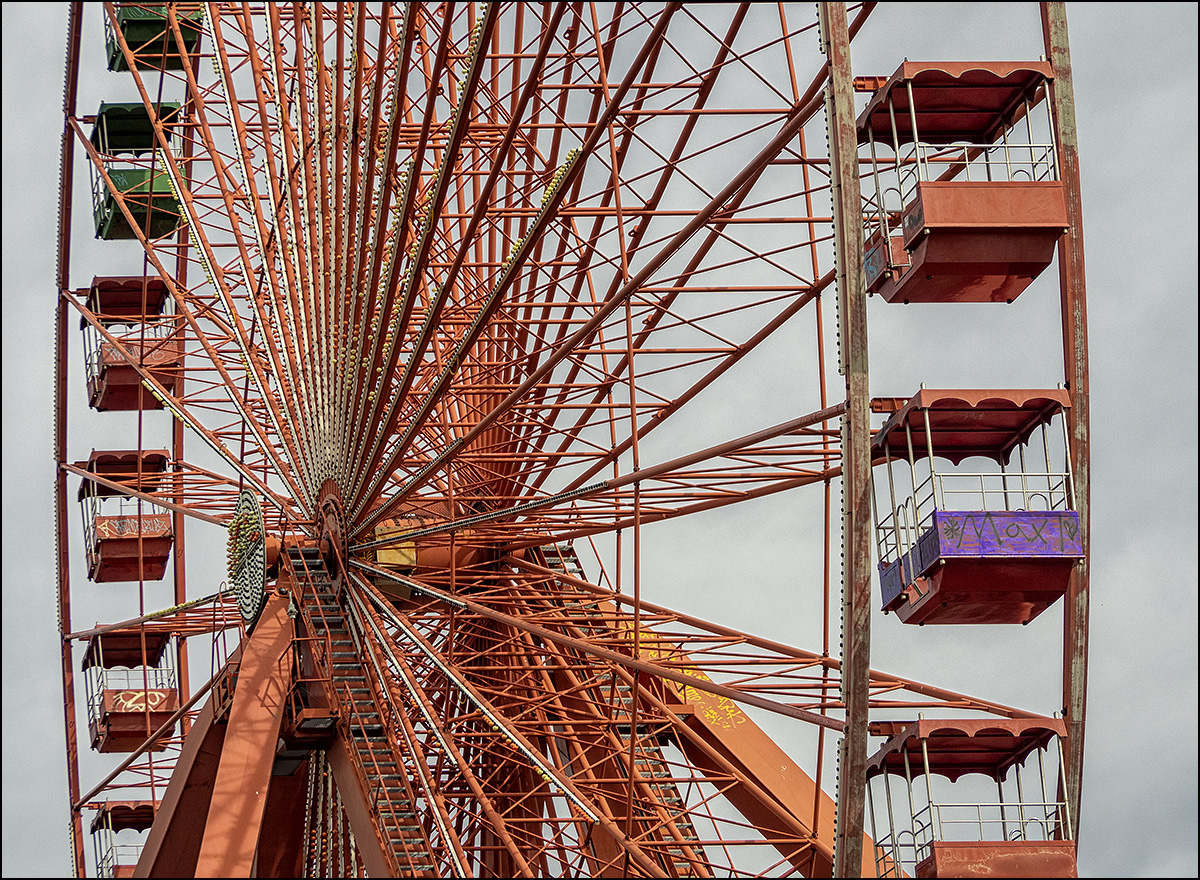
[55,3,1091,877]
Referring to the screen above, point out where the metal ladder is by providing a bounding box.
[286,546,437,876]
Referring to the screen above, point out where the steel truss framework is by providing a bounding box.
[53,2,1088,877]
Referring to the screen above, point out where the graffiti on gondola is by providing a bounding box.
[110,689,172,713]
[937,510,1082,556]
[95,514,171,540]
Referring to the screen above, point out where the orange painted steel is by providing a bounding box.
[193,593,294,876]
[134,668,232,878]
[866,718,1068,782]
[51,3,1088,877]
[872,181,1067,304]
[916,841,1078,878]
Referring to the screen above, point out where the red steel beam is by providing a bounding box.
[55,5,85,873]
[511,586,845,876]
[354,3,686,535]
[352,4,566,507]
[1041,0,1091,840]
[358,568,842,732]
[356,579,671,878]
[194,594,294,876]
[353,403,845,552]
[322,732,397,877]
[216,6,322,475]
[540,558,1044,718]
[101,6,311,504]
[135,652,239,878]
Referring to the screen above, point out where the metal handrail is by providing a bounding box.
[338,608,431,874]
[931,799,1068,842]
[877,469,1074,564]
[96,842,144,879]
[863,137,1059,257]
[288,549,429,873]
[897,141,1059,201]
[933,471,1072,512]
[876,798,1069,876]
[86,666,177,729]
[284,633,334,722]
[876,494,924,565]
[873,809,935,876]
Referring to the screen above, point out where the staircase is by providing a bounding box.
[286,546,437,877]
[540,543,705,877]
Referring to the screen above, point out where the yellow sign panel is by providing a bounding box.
[375,520,417,568]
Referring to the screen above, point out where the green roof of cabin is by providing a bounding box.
[90,103,181,155]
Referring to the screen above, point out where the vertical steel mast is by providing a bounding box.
[820,4,873,875]
[55,3,86,874]
[1041,0,1091,840]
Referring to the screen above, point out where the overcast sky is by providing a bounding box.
[3,3,1197,878]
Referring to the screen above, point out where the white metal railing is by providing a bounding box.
[900,140,1058,202]
[81,492,102,573]
[96,842,144,879]
[874,799,1067,876]
[83,320,175,388]
[875,473,936,566]
[80,492,170,578]
[875,468,1073,567]
[930,799,1069,848]
[86,666,177,729]
[932,470,1072,514]
[863,139,1059,254]
[89,160,131,221]
[82,494,127,562]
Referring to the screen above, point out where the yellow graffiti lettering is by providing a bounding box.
[112,690,168,713]
[611,614,747,726]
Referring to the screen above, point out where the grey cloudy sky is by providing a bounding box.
[3,3,1196,878]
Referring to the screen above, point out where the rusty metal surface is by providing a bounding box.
[822,3,874,876]
[866,718,1066,782]
[193,594,294,876]
[906,181,1067,235]
[1041,1,1091,841]
[872,387,1071,465]
[54,5,85,873]
[916,840,1078,878]
[857,61,1055,145]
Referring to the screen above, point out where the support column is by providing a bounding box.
[194,594,295,876]
[56,4,85,875]
[1041,0,1090,840]
[820,3,872,876]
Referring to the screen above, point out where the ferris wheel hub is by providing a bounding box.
[316,479,348,591]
